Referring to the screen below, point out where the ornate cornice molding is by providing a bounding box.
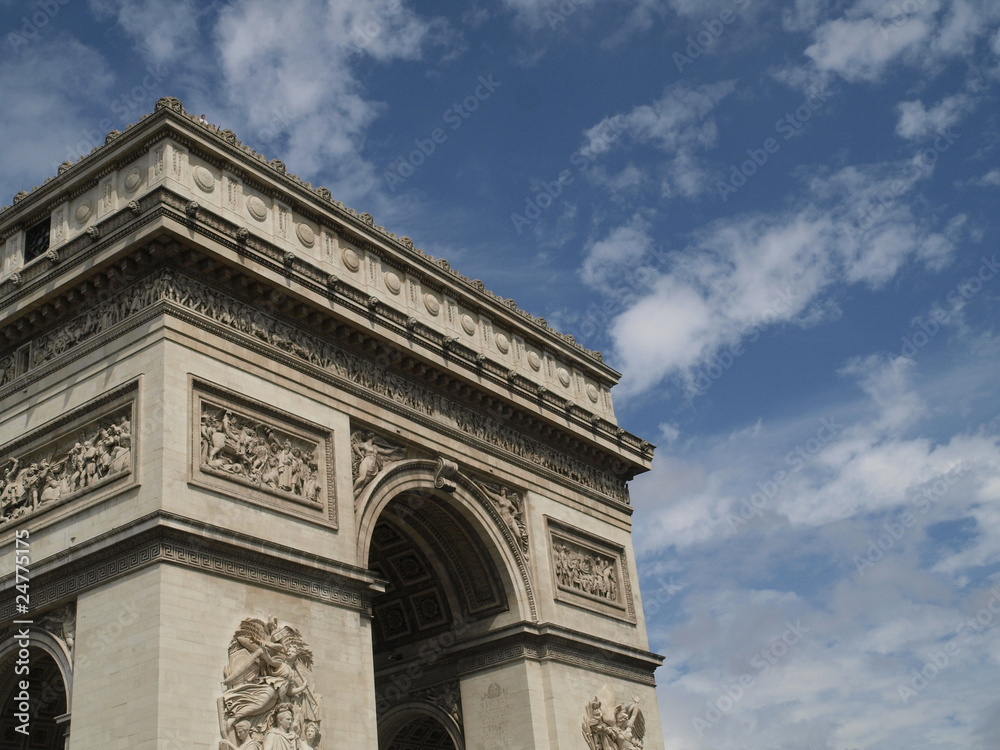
[0,191,654,471]
[373,622,661,689]
[1,263,638,505]
[0,98,610,367]
[0,519,375,624]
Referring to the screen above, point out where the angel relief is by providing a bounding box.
[582,685,645,750]
[217,617,322,750]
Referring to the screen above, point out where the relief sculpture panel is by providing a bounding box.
[548,519,635,623]
[0,390,135,527]
[192,383,336,527]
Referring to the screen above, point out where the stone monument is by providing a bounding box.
[0,98,662,749]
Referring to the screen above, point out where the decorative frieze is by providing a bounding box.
[192,382,336,527]
[0,385,136,527]
[547,519,635,622]
[218,617,321,749]
[5,269,630,504]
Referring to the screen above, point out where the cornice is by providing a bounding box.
[0,512,378,622]
[0,97,614,374]
[0,199,652,485]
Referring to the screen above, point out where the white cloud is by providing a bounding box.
[91,0,445,204]
[636,349,1000,749]
[0,36,117,203]
[786,0,1000,87]
[896,94,974,140]
[89,0,204,67]
[579,81,736,199]
[580,213,654,289]
[595,156,960,398]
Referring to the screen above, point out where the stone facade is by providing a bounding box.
[0,99,662,750]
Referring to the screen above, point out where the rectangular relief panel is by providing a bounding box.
[190,380,337,528]
[0,380,138,529]
[547,518,636,624]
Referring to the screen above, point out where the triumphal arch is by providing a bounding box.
[0,98,662,749]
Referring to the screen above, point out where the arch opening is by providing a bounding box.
[384,713,457,750]
[0,649,68,750]
[367,488,515,749]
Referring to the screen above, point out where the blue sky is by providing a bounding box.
[3,0,1000,747]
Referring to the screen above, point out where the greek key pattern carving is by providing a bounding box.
[0,535,370,623]
[7,269,627,503]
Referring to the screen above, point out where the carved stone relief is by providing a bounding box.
[38,602,76,660]
[351,429,405,503]
[478,682,512,750]
[478,480,529,556]
[217,617,321,750]
[0,403,133,526]
[6,269,630,503]
[193,384,336,526]
[548,520,635,622]
[582,685,646,750]
[552,537,619,603]
[200,403,322,504]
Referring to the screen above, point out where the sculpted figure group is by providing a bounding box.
[553,541,618,602]
[583,688,645,750]
[0,413,132,525]
[201,407,321,503]
[218,617,321,750]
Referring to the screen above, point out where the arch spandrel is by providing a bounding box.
[356,459,536,624]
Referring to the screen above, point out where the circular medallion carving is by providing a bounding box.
[557,367,571,387]
[461,314,476,335]
[296,223,316,247]
[74,199,93,225]
[424,293,441,316]
[246,195,267,221]
[193,165,215,192]
[495,333,510,353]
[342,247,361,272]
[124,166,143,193]
[527,351,542,371]
[384,272,401,294]
[587,384,600,402]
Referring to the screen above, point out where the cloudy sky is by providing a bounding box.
[3,0,1000,747]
